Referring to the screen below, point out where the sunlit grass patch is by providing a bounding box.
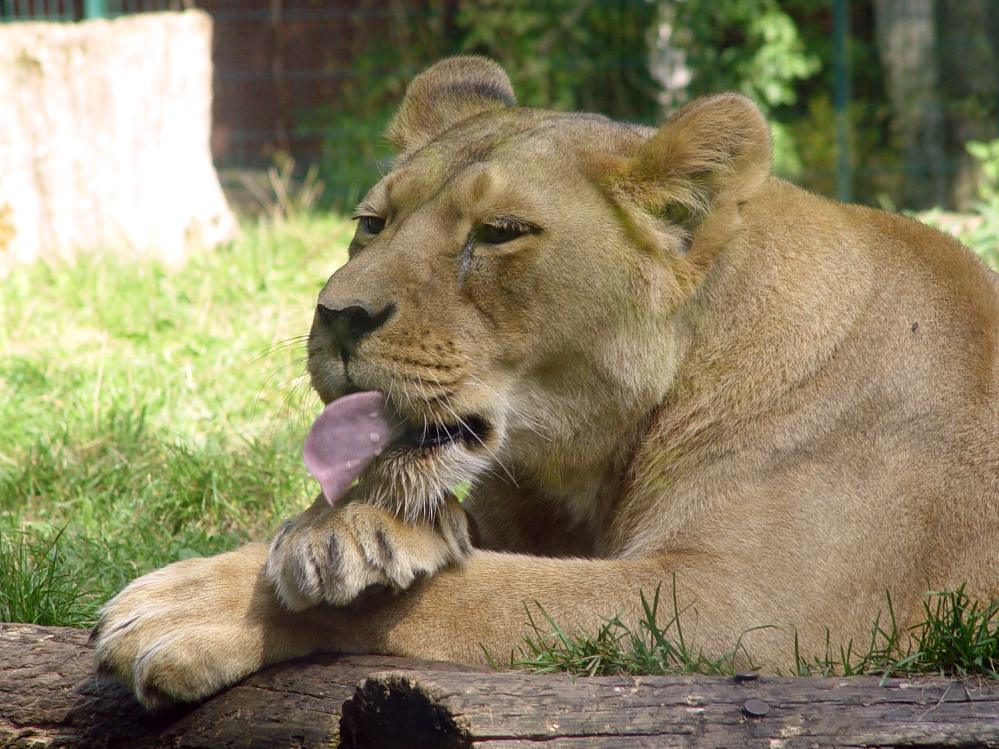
[793,586,999,680]
[1,214,352,626]
[903,587,999,678]
[511,584,764,678]
[0,527,101,628]
[514,585,999,680]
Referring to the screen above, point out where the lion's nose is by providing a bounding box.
[315,301,395,361]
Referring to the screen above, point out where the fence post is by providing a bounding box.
[84,0,107,19]
[832,0,853,203]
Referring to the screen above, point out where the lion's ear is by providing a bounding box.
[619,94,772,224]
[386,56,516,158]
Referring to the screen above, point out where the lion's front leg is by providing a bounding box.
[93,543,321,710]
[264,492,473,611]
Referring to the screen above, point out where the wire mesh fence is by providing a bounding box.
[1,0,82,20]
[3,0,998,214]
[0,0,178,20]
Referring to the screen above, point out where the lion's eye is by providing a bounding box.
[358,215,386,235]
[475,219,534,245]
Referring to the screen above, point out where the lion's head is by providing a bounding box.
[307,56,772,519]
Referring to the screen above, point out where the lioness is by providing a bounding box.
[94,57,999,709]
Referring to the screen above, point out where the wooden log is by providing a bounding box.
[0,622,476,748]
[340,670,999,748]
[2,623,997,748]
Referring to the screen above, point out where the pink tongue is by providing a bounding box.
[304,391,401,506]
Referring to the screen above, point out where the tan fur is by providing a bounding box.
[265,493,471,611]
[94,57,999,709]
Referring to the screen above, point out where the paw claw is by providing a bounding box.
[91,545,274,709]
[266,499,471,609]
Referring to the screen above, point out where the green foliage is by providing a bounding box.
[788,93,901,202]
[307,0,821,201]
[296,1,997,214]
[967,139,999,206]
[1,215,352,626]
[0,528,100,628]
[794,587,999,680]
[667,0,820,176]
[301,0,455,209]
[511,584,763,677]
[902,587,999,678]
[516,586,999,680]
[671,1,818,109]
[918,139,999,269]
[456,0,660,122]
[307,0,661,207]
[959,139,999,269]
[959,202,999,270]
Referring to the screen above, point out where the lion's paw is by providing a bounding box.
[92,545,279,710]
[265,496,471,611]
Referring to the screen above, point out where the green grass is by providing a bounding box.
[514,585,999,681]
[1,215,352,626]
[0,527,102,627]
[791,587,999,679]
[511,585,766,678]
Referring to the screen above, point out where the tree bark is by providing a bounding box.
[0,622,477,748]
[0,11,236,268]
[2,623,997,749]
[935,0,999,208]
[341,669,999,748]
[873,0,948,209]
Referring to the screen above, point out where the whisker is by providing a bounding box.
[248,335,311,363]
[283,374,318,424]
[426,370,519,488]
[460,371,551,444]
[253,354,310,421]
